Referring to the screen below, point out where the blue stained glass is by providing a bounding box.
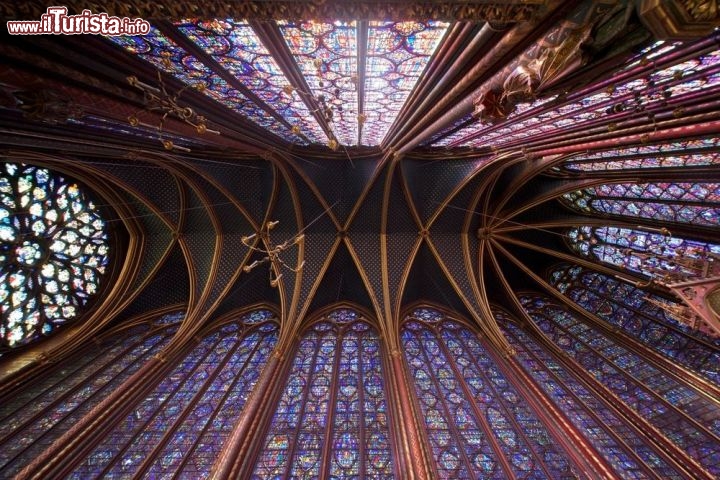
[562,183,720,227]
[521,296,720,476]
[499,311,684,479]
[403,308,578,478]
[567,225,720,280]
[176,19,325,143]
[67,312,277,478]
[363,21,448,145]
[0,315,179,478]
[252,309,394,478]
[549,264,720,385]
[107,27,299,142]
[278,21,359,146]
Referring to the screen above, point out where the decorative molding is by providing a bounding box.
[638,0,719,39]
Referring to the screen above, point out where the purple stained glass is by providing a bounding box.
[562,184,720,227]
[441,42,720,148]
[499,313,683,479]
[107,27,299,142]
[278,21,359,146]
[251,309,394,478]
[567,225,720,279]
[404,308,579,479]
[68,312,277,479]
[549,264,720,385]
[0,314,180,478]
[562,137,720,171]
[363,21,448,145]
[521,295,720,476]
[176,19,326,143]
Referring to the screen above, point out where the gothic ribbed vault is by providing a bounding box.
[0,1,719,479]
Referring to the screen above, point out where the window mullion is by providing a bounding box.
[319,326,344,480]
[414,327,476,477]
[434,326,516,479]
[170,325,270,479]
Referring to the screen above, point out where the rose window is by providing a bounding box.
[0,163,110,350]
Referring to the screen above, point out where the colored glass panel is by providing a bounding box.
[176,19,326,143]
[0,313,181,478]
[549,264,720,385]
[363,21,448,145]
[403,308,578,479]
[437,45,719,148]
[278,21,359,146]
[252,309,394,478]
[69,311,278,478]
[1,162,110,349]
[561,137,720,171]
[499,314,684,479]
[107,27,300,142]
[522,295,720,476]
[562,183,720,227]
[567,225,720,279]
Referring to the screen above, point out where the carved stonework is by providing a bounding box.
[638,0,719,40]
[1,1,544,22]
[13,89,84,125]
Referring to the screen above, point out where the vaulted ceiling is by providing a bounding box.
[1,0,718,361]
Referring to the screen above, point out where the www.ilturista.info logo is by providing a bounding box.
[7,6,150,35]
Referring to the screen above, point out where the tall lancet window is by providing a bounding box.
[522,295,720,478]
[567,225,720,280]
[69,309,278,479]
[0,312,181,478]
[499,311,688,479]
[550,264,720,386]
[561,182,720,227]
[556,137,720,172]
[402,307,578,479]
[252,307,395,478]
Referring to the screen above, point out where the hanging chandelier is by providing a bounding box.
[241,221,305,287]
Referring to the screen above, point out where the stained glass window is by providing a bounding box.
[521,295,720,477]
[562,183,720,227]
[0,312,182,478]
[499,312,685,479]
[1,162,110,350]
[278,21,360,146]
[437,43,719,148]
[363,21,448,145]
[108,27,301,143]
[567,225,720,279]
[559,137,720,172]
[252,308,394,478]
[176,19,327,143]
[402,307,578,479]
[69,310,278,478]
[549,264,720,385]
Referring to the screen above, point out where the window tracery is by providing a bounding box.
[550,264,720,386]
[561,182,720,226]
[521,296,720,477]
[0,312,182,478]
[567,225,720,279]
[251,307,394,478]
[69,309,278,478]
[402,307,578,479]
[499,312,686,479]
[0,162,110,350]
[559,137,720,172]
